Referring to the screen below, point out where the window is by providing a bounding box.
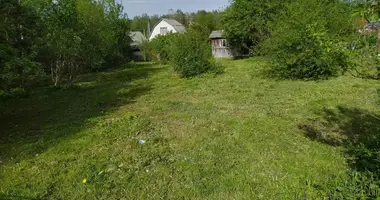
[160,27,168,35]
[221,39,227,47]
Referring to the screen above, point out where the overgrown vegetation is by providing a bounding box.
[147,28,220,77]
[150,33,178,63]
[0,0,131,96]
[263,0,352,80]
[0,0,44,95]
[221,0,285,55]
[170,30,216,77]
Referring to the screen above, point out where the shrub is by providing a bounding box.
[139,40,153,61]
[169,30,216,77]
[268,24,350,80]
[347,33,380,79]
[263,0,352,80]
[150,33,178,62]
[0,57,43,93]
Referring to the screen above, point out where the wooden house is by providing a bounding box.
[209,30,233,59]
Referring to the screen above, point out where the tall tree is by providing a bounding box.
[0,0,43,93]
[221,0,286,55]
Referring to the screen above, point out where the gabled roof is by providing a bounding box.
[209,30,225,39]
[130,31,146,46]
[155,18,186,33]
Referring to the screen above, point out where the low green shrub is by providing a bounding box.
[169,30,217,77]
[0,57,43,94]
[269,24,350,80]
[347,33,380,79]
[150,33,178,63]
[302,171,380,199]
[10,87,28,97]
[263,0,352,80]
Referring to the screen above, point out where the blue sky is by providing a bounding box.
[121,0,230,18]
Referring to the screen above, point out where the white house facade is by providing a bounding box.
[149,19,185,40]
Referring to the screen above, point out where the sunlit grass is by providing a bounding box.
[1,58,380,199]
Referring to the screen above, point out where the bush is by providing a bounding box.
[269,24,350,80]
[150,33,178,63]
[264,0,352,80]
[0,57,43,93]
[347,33,380,79]
[169,30,216,77]
[139,40,153,61]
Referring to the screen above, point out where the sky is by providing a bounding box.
[121,0,230,18]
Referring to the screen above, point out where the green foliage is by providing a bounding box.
[150,33,178,62]
[1,0,132,88]
[347,33,380,78]
[130,14,155,34]
[0,0,44,93]
[264,0,352,80]
[139,40,154,61]
[169,30,216,77]
[1,57,43,90]
[191,10,221,37]
[130,10,221,36]
[222,0,285,55]
[268,24,350,80]
[40,0,132,85]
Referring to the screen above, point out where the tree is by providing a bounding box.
[221,0,285,55]
[191,10,221,37]
[263,0,352,80]
[130,13,150,36]
[130,10,222,38]
[39,0,131,85]
[0,0,43,94]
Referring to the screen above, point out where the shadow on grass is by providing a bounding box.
[299,106,380,174]
[0,63,162,164]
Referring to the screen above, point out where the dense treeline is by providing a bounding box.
[130,9,222,38]
[0,0,131,96]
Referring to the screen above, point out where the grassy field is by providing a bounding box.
[1,58,380,199]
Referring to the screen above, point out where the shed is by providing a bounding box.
[209,30,233,59]
[130,31,147,61]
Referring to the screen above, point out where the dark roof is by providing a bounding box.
[130,31,146,46]
[155,18,186,33]
[209,30,225,39]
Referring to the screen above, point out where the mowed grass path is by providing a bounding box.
[1,59,380,199]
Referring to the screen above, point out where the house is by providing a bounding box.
[209,30,233,59]
[149,19,186,40]
[130,31,147,61]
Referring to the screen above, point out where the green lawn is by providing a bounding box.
[1,58,380,199]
